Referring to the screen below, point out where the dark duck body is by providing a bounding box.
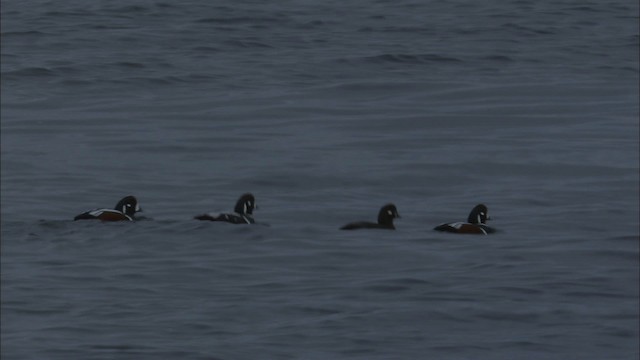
[194,193,256,224]
[340,203,400,230]
[74,196,142,221]
[433,204,496,235]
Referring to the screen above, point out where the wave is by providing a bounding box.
[481,55,515,62]
[2,67,56,77]
[500,23,557,35]
[223,39,273,48]
[293,20,331,29]
[357,25,434,34]
[113,61,146,69]
[1,30,46,37]
[192,46,221,52]
[561,6,601,13]
[596,65,639,73]
[351,53,463,65]
[103,73,218,86]
[195,16,285,25]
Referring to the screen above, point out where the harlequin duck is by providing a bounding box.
[194,193,257,224]
[433,204,496,235]
[340,203,400,230]
[74,195,142,221]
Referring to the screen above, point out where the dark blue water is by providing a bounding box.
[2,1,639,359]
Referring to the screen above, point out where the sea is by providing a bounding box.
[1,1,638,359]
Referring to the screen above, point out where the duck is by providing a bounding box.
[74,195,142,221]
[433,204,495,234]
[340,203,400,230]
[194,193,257,224]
